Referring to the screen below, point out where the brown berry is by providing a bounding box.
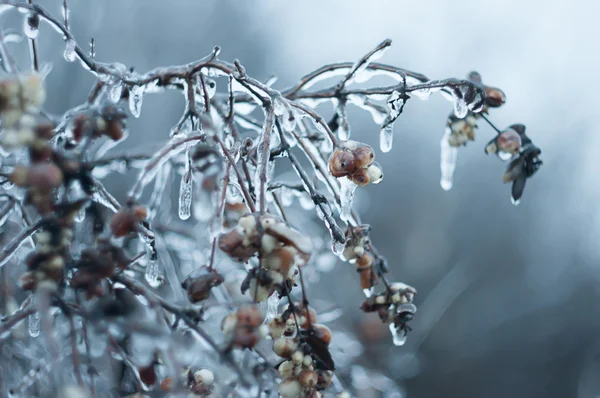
[298,369,318,389]
[353,143,375,168]
[497,129,522,154]
[236,305,264,327]
[350,168,370,187]
[485,87,506,108]
[328,148,356,177]
[110,208,142,237]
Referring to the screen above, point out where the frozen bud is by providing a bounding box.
[109,206,146,237]
[218,228,258,262]
[356,252,374,269]
[237,304,264,327]
[311,324,332,346]
[279,377,302,398]
[273,337,298,358]
[298,369,318,389]
[366,162,383,184]
[269,316,287,339]
[350,168,370,187]
[328,148,356,177]
[181,266,224,303]
[359,267,378,290]
[497,128,522,154]
[353,143,375,168]
[263,246,296,275]
[194,369,214,387]
[485,86,506,108]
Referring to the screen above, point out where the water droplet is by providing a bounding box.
[63,39,76,62]
[24,13,39,39]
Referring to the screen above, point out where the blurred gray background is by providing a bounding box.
[5,1,600,397]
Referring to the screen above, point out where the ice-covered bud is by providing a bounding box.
[298,369,318,389]
[181,266,224,303]
[279,377,302,398]
[485,86,506,108]
[218,228,258,262]
[353,143,375,169]
[366,162,383,184]
[269,315,287,339]
[497,128,522,154]
[193,369,214,387]
[109,205,147,237]
[273,337,298,358]
[328,147,356,177]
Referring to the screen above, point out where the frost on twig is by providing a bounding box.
[0,2,542,396]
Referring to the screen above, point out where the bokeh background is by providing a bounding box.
[4,1,600,397]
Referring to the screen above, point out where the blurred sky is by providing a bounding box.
[5,1,600,397]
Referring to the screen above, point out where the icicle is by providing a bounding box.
[336,104,350,140]
[28,304,40,338]
[144,255,160,288]
[178,169,193,221]
[352,40,391,84]
[24,13,39,39]
[339,177,356,222]
[440,128,458,191]
[389,323,407,346]
[128,85,144,118]
[265,294,279,321]
[192,178,215,222]
[380,124,393,153]
[511,197,521,206]
[63,39,76,62]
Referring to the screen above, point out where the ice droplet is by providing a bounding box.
[128,85,144,118]
[145,257,161,288]
[440,128,458,191]
[63,39,76,62]
[178,171,193,220]
[332,239,345,256]
[362,287,374,298]
[389,323,407,346]
[511,197,521,206]
[28,311,40,337]
[339,177,356,222]
[380,124,394,153]
[24,13,39,39]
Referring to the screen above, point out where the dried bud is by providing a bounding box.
[218,228,258,262]
[328,148,356,177]
[181,267,224,303]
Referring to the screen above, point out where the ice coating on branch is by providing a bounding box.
[348,94,387,125]
[440,128,458,191]
[351,40,391,84]
[24,13,39,39]
[336,103,351,140]
[274,97,297,132]
[178,169,193,220]
[380,124,393,153]
[339,177,356,222]
[63,39,76,62]
[265,293,279,321]
[128,85,144,118]
[410,86,442,101]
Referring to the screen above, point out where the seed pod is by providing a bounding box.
[328,148,356,177]
[350,168,370,187]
